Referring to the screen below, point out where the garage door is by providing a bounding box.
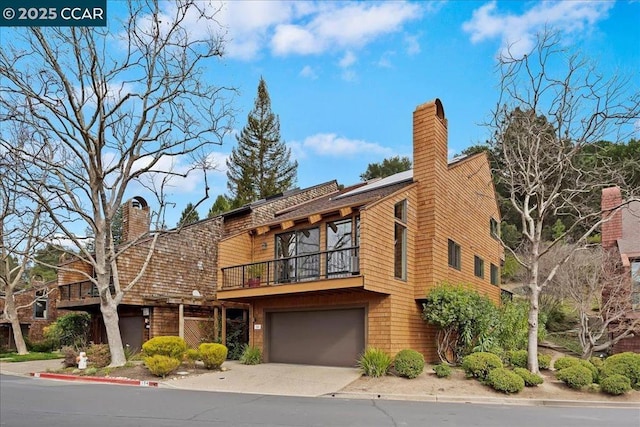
[267,308,365,367]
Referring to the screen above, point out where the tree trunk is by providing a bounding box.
[4,294,28,355]
[100,297,126,367]
[527,282,540,374]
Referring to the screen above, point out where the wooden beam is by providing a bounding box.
[213,306,219,342]
[280,220,295,230]
[339,207,352,217]
[178,304,184,339]
[256,225,270,235]
[221,305,227,346]
[308,214,322,224]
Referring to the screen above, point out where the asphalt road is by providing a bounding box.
[1,374,638,427]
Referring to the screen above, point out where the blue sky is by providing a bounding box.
[4,1,640,230]
[163,0,639,227]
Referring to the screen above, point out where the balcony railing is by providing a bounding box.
[59,280,116,301]
[221,246,360,289]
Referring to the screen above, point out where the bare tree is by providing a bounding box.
[0,1,234,366]
[554,246,640,358]
[489,30,640,372]
[0,130,54,354]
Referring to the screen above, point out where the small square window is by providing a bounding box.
[474,256,484,279]
[448,239,461,270]
[34,290,48,319]
[490,264,499,286]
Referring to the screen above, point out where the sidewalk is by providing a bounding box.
[1,359,638,408]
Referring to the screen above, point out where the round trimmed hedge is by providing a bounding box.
[199,343,228,369]
[394,349,425,379]
[487,368,525,394]
[600,374,632,396]
[513,367,544,386]
[144,355,181,378]
[556,365,593,389]
[600,352,640,390]
[142,336,187,359]
[553,356,580,371]
[462,352,503,381]
[433,363,452,378]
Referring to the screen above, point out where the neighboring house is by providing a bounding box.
[0,281,65,350]
[601,186,640,353]
[217,99,504,366]
[56,183,339,351]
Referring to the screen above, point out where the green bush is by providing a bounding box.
[556,365,593,389]
[600,352,640,390]
[86,344,111,368]
[393,349,425,379]
[589,356,604,370]
[461,352,503,381]
[600,374,632,396]
[26,339,57,353]
[61,346,78,368]
[142,336,187,359]
[433,363,452,378]
[507,350,528,368]
[487,368,525,394]
[538,354,551,370]
[513,367,544,386]
[239,345,262,365]
[553,356,580,371]
[199,343,228,369]
[144,355,181,378]
[46,312,91,349]
[357,347,392,378]
[578,360,599,384]
[184,349,200,367]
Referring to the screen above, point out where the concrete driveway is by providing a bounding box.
[162,361,362,397]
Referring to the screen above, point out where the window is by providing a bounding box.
[632,260,640,310]
[34,290,48,319]
[474,256,484,279]
[490,264,499,286]
[326,216,360,276]
[275,227,320,282]
[490,218,499,240]
[394,200,407,280]
[448,239,461,270]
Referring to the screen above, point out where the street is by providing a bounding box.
[1,374,638,427]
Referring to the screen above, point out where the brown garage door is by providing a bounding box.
[267,308,365,367]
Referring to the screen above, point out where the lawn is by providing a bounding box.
[0,352,63,362]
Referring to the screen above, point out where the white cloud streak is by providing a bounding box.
[463,1,613,57]
[292,133,393,158]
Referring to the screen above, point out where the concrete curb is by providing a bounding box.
[30,372,158,387]
[327,392,640,409]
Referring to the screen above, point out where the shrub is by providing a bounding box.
[556,365,593,389]
[84,367,98,376]
[578,360,599,384]
[553,356,580,371]
[495,300,546,352]
[487,368,525,394]
[26,339,57,353]
[47,312,91,348]
[86,344,111,368]
[144,355,181,378]
[61,346,78,368]
[357,347,392,378]
[507,350,528,368]
[184,349,200,367]
[239,345,262,365]
[199,343,228,369]
[461,352,503,381]
[600,374,632,396]
[433,363,452,378]
[600,352,640,390]
[422,283,499,363]
[142,336,187,359]
[513,367,544,386]
[393,349,425,379]
[538,354,551,370]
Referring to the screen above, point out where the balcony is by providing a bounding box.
[218,247,363,299]
[58,280,115,308]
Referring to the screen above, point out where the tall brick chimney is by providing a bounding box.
[121,196,150,243]
[601,186,623,250]
[413,99,449,294]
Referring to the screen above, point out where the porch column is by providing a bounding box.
[213,306,219,341]
[178,304,184,339]
[221,305,227,346]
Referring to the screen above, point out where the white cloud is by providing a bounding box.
[339,51,357,68]
[299,65,318,79]
[295,133,393,157]
[404,33,421,55]
[270,2,422,56]
[462,1,613,57]
[341,69,358,83]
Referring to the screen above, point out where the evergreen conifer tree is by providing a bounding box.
[177,203,200,227]
[227,77,297,206]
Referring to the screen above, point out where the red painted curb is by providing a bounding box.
[30,372,158,387]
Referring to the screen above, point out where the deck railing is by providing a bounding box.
[221,246,360,289]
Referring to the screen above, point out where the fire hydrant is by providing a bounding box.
[76,352,88,370]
